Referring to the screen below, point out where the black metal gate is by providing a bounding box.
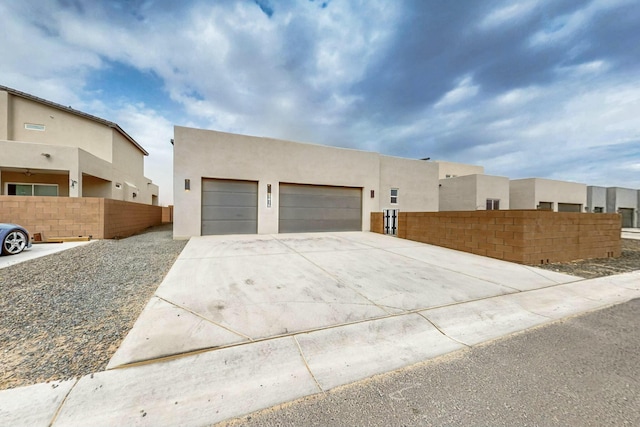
[383,209,399,235]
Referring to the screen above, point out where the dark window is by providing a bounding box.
[486,199,500,210]
[390,188,398,204]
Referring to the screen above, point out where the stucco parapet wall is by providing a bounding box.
[372,210,621,265]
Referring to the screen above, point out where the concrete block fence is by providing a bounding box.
[0,196,162,239]
[372,210,621,265]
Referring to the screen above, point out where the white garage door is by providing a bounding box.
[202,179,258,235]
[279,183,362,233]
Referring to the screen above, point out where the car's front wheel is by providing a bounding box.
[2,230,28,255]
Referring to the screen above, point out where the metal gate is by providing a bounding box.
[383,209,399,235]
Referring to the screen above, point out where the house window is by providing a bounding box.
[486,199,500,210]
[594,207,604,213]
[25,123,46,131]
[445,174,458,178]
[7,183,58,196]
[390,188,398,204]
[537,202,553,210]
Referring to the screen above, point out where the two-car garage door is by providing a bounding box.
[278,183,362,233]
[201,179,362,235]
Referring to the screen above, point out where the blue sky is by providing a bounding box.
[1,0,639,205]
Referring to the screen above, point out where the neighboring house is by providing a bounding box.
[588,186,638,227]
[587,186,607,214]
[435,160,484,179]
[510,178,586,212]
[0,85,158,205]
[173,126,439,238]
[439,174,510,211]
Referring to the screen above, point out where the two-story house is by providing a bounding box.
[0,85,158,205]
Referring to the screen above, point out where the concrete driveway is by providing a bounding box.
[4,232,639,427]
[0,241,94,269]
[108,232,580,368]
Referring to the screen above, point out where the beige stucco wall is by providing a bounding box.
[379,155,439,212]
[0,90,8,140]
[435,160,484,179]
[439,174,509,211]
[510,178,586,211]
[9,96,113,162]
[476,175,510,210]
[439,175,478,211]
[173,126,440,238]
[587,186,607,212]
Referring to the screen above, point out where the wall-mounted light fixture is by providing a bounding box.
[70,179,77,189]
[267,184,272,207]
[370,190,375,198]
[41,153,51,158]
[185,179,191,192]
[132,192,137,199]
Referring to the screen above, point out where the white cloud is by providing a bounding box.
[479,0,540,30]
[434,76,479,109]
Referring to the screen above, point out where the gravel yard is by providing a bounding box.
[0,230,638,392]
[538,238,640,278]
[0,224,186,390]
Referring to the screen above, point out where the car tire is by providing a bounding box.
[2,229,28,255]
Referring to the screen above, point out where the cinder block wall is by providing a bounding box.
[161,205,174,223]
[371,210,621,265]
[370,212,383,234]
[0,196,162,239]
[103,199,163,239]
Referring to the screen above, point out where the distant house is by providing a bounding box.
[0,85,158,205]
[588,186,638,227]
[510,178,586,212]
[439,174,510,211]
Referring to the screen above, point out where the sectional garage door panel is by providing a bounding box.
[279,184,362,233]
[202,179,257,235]
[620,208,634,228]
[558,203,582,213]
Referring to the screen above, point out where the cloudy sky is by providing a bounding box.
[2,0,639,205]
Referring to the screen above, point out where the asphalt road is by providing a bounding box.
[220,298,640,427]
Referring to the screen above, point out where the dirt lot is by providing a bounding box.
[538,238,640,278]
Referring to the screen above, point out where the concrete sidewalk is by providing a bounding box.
[622,228,640,240]
[1,232,638,427]
[0,241,94,269]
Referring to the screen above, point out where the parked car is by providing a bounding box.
[0,223,31,255]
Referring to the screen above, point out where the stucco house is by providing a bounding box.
[173,126,439,238]
[509,178,587,212]
[435,160,484,179]
[587,186,638,227]
[439,174,510,211]
[0,85,158,205]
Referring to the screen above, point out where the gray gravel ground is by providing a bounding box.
[221,298,640,427]
[0,224,186,390]
[538,238,640,278]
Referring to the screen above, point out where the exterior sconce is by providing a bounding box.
[132,192,137,199]
[185,179,191,192]
[370,190,375,198]
[70,179,77,188]
[41,153,51,158]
